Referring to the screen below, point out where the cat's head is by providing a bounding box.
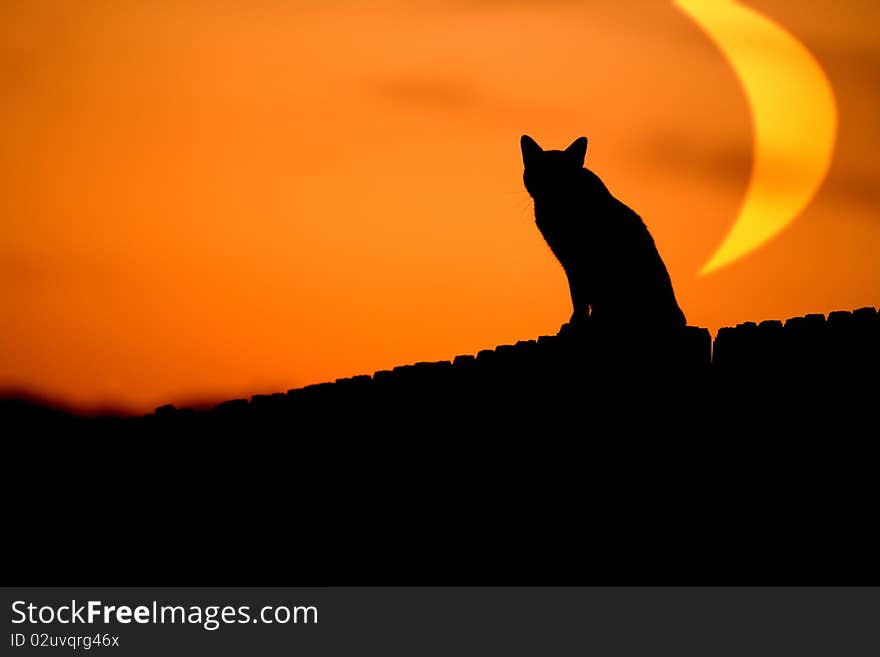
[520,135,588,200]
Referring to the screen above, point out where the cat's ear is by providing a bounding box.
[520,135,543,165]
[565,137,588,166]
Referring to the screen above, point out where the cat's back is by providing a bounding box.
[568,169,649,242]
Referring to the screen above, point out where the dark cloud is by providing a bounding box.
[823,164,880,211]
[639,133,751,188]
[641,132,880,214]
[375,74,479,109]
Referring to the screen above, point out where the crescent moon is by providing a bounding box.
[674,0,837,275]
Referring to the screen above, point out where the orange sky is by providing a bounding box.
[2,0,878,412]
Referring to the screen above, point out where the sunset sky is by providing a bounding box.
[2,0,878,412]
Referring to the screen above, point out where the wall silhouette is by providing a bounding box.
[5,305,878,586]
[713,307,878,376]
[2,305,876,434]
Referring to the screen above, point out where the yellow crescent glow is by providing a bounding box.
[674,0,837,275]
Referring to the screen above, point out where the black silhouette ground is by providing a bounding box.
[3,307,878,586]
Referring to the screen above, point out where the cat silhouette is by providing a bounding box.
[521,135,686,332]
